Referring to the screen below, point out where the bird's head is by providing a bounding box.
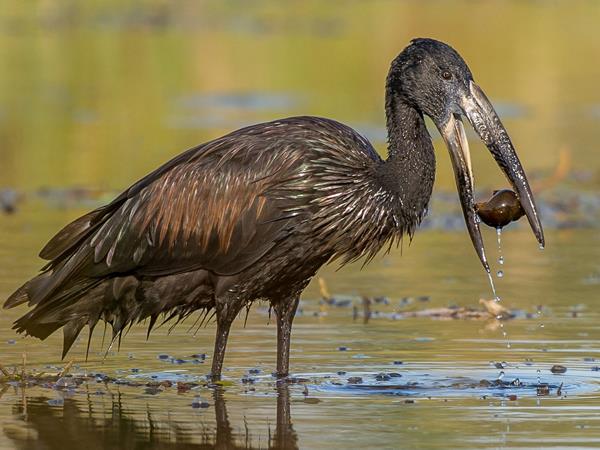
[389,38,544,272]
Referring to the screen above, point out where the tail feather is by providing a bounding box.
[6,271,216,358]
[3,271,55,309]
[62,318,87,359]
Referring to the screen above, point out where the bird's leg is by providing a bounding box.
[272,295,300,378]
[210,299,241,381]
[212,387,233,448]
[273,382,298,449]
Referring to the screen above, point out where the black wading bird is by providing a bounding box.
[4,39,544,379]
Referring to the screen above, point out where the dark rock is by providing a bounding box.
[375,373,391,381]
[191,397,210,408]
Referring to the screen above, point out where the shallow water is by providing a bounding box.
[1,217,600,448]
[1,1,600,449]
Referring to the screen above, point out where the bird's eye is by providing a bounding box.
[441,70,452,80]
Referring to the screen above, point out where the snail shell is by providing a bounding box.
[475,189,525,228]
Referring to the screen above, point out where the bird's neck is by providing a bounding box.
[376,91,436,229]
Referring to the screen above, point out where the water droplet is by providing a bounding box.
[498,256,504,265]
[497,270,504,278]
[486,271,498,300]
[539,243,545,250]
[498,371,505,380]
[540,323,545,328]
[536,369,541,384]
[506,342,511,349]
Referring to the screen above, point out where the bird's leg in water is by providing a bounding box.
[273,382,298,449]
[273,295,300,378]
[212,387,233,447]
[210,299,242,380]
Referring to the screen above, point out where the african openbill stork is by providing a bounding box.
[4,38,544,379]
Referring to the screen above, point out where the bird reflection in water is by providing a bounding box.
[4,384,298,449]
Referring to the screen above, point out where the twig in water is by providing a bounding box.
[59,360,74,378]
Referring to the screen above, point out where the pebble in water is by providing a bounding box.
[375,373,391,381]
[551,365,567,374]
[191,396,210,409]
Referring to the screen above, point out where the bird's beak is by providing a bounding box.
[438,80,545,273]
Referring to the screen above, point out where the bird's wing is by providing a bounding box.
[9,127,307,309]
[85,153,299,278]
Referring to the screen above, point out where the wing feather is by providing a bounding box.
[34,123,308,298]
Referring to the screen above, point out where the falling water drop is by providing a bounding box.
[536,305,545,333]
[536,369,541,385]
[498,371,505,380]
[486,271,499,301]
[495,228,506,278]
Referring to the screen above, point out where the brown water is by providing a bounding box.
[1,1,600,449]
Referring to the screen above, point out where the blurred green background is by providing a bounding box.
[1,0,600,193]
